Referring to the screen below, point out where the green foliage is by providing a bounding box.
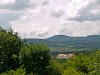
[1,27,100,75]
[63,67,80,75]
[0,67,26,75]
[45,65,61,75]
[67,55,90,74]
[19,44,50,75]
[44,59,67,75]
[61,51,100,75]
[0,28,23,73]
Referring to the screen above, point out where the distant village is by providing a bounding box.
[56,54,75,59]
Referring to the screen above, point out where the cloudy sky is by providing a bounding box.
[0,0,100,38]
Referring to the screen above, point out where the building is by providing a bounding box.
[57,54,75,59]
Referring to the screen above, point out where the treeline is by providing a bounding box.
[0,27,100,75]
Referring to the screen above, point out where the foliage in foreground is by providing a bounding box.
[0,28,22,73]
[1,27,100,75]
[50,51,100,75]
[19,44,50,75]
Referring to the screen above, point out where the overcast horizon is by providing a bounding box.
[0,0,100,39]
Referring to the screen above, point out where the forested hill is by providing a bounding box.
[25,35,100,51]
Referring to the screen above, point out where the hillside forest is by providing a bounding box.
[0,27,100,75]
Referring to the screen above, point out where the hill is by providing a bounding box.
[25,35,100,53]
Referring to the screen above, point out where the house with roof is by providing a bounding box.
[57,54,75,59]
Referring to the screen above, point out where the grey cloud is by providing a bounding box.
[58,21,100,37]
[58,22,77,36]
[0,0,31,11]
[97,0,100,4]
[70,0,100,22]
[0,12,20,28]
[30,30,49,37]
[59,25,72,35]
[30,27,49,37]
[0,0,30,28]
[71,11,100,22]
[50,10,64,18]
[0,13,20,21]
[0,23,10,29]
[42,0,49,6]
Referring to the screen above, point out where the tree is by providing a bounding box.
[0,67,26,75]
[0,27,22,73]
[63,67,80,75]
[45,65,61,75]
[19,44,50,75]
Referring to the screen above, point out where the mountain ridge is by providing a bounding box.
[25,35,100,51]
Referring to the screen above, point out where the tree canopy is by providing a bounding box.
[19,44,50,75]
[0,27,22,73]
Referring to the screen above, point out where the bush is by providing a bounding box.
[0,67,25,75]
[19,44,50,75]
[0,28,23,73]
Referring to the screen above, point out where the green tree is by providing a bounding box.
[0,27,22,73]
[45,65,61,75]
[19,44,50,75]
[66,55,90,74]
[0,67,26,75]
[63,67,80,75]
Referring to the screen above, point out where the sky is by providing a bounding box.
[0,0,100,38]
